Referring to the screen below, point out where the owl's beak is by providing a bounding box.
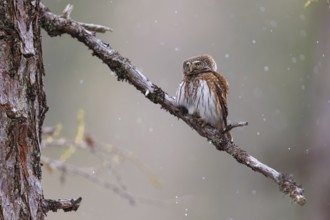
[188,64,193,73]
[184,62,193,75]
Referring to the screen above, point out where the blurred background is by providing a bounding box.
[41,0,330,219]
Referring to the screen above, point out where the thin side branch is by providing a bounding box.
[79,22,113,33]
[39,3,306,205]
[61,4,113,33]
[223,121,248,134]
[43,197,82,213]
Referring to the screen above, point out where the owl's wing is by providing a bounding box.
[213,72,229,125]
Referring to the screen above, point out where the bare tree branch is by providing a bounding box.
[39,3,306,205]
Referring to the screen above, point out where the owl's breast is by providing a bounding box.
[176,76,224,129]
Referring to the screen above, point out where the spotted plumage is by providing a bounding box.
[176,54,232,141]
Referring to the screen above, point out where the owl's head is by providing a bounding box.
[182,54,217,76]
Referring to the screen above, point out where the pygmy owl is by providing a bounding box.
[176,54,232,141]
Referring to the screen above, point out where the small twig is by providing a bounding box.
[61,4,74,19]
[79,22,113,33]
[43,197,82,213]
[60,4,113,33]
[223,121,248,134]
[39,3,306,205]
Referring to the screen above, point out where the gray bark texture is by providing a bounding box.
[0,0,47,219]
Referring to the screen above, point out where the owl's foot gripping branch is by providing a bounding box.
[39,3,306,206]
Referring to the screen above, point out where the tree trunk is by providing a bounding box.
[0,0,47,219]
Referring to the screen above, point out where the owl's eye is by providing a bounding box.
[195,62,203,68]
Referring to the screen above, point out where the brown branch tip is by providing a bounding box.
[279,174,306,206]
[39,3,306,205]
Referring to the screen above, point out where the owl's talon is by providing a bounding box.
[199,120,207,128]
[177,106,188,115]
[195,117,207,127]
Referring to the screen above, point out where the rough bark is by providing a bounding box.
[0,0,47,219]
